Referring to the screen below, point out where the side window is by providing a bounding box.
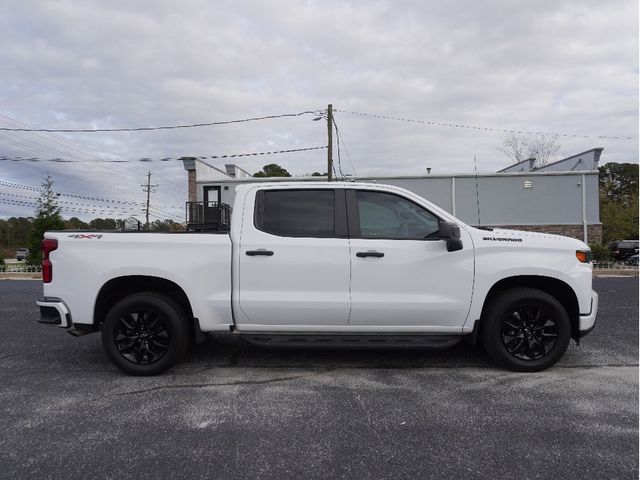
[255,190,335,237]
[355,191,439,239]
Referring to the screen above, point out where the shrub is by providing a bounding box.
[589,243,612,263]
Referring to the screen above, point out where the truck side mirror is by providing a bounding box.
[438,221,463,252]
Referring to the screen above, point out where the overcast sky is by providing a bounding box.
[0,0,637,220]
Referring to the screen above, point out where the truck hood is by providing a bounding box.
[466,227,589,251]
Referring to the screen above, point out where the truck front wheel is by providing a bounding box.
[101,293,190,376]
[480,288,571,372]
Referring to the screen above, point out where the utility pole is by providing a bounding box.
[327,104,333,181]
[141,171,158,230]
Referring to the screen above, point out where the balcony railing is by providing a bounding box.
[186,202,232,231]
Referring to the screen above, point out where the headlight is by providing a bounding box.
[576,250,591,263]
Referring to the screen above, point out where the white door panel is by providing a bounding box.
[238,238,351,326]
[349,237,474,327]
[237,187,351,328]
[348,189,474,328]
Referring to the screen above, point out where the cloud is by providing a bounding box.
[0,0,637,218]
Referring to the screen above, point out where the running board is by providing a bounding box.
[240,334,463,350]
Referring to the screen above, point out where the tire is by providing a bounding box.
[480,287,571,372]
[101,293,190,376]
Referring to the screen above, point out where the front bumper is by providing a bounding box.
[36,297,71,328]
[578,290,598,338]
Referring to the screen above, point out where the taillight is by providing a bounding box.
[42,238,58,283]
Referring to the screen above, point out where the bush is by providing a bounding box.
[589,243,612,263]
[0,256,4,273]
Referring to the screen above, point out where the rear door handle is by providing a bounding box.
[356,251,384,258]
[246,249,274,256]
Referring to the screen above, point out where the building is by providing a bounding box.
[182,148,603,243]
[497,148,603,173]
[122,217,142,231]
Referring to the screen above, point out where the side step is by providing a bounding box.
[240,334,463,350]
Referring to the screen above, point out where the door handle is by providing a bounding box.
[356,251,384,258]
[246,249,274,256]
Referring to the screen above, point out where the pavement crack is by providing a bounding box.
[116,374,307,396]
[0,353,22,360]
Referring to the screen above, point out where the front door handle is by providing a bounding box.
[356,251,384,258]
[246,249,274,256]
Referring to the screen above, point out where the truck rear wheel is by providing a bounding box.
[101,293,190,376]
[480,288,571,372]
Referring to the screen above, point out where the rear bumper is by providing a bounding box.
[578,290,598,338]
[36,297,71,328]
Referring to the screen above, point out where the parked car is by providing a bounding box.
[626,254,639,266]
[15,248,29,261]
[607,240,639,261]
[36,182,598,375]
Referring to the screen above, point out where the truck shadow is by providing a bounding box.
[184,334,493,370]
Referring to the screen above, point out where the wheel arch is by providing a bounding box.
[480,275,580,341]
[94,275,195,330]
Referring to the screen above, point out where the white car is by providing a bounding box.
[36,182,598,375]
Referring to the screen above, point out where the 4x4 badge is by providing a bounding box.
[67,234,103,239]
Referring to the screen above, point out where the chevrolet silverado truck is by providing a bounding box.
[36,182,598,375]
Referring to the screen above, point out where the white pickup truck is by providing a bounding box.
[37,182,598,375]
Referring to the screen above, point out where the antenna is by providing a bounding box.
[473,155,481,226]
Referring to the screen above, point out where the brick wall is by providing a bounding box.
[188,170,197,202]
[489,224,603,244]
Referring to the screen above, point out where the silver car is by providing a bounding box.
[15,248,29,261]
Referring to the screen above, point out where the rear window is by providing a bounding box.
[255,190,335,238]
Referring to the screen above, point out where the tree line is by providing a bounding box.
[0,176,183,263]
[598,162,638,244]
[0,216,184,261]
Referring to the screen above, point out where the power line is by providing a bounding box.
[0,145,329,163]
[0,193,180,221]
[0,115,184,201]
[148,205,184,222]
[0,179,181,210]
[0,198,140,217]
[0,190,186,221]
[0,111,320,133]
[332,119,345,178]
[0,191,138,213]
[332,117,357,177]
[334,109,635,140]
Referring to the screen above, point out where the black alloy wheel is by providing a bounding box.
[481,287,571,372]
[102,293,190,376]
[114,310,170,365]
[501,304,559,361]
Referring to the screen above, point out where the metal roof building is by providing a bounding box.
[182,148,603,243]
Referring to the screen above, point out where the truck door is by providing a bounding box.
[236,188,351,329]
[347,189,474,330]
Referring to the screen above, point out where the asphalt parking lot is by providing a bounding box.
[0,278,637,479]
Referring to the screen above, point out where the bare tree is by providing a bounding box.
[498,133,561,168]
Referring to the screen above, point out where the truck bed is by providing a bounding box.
[43,231,233,332]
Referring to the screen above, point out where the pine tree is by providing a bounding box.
[27,175,65,265]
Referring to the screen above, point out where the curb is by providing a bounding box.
[0,273,41,280]
[593,269,638,278]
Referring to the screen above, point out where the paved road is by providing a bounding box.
[0,279,637,479]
